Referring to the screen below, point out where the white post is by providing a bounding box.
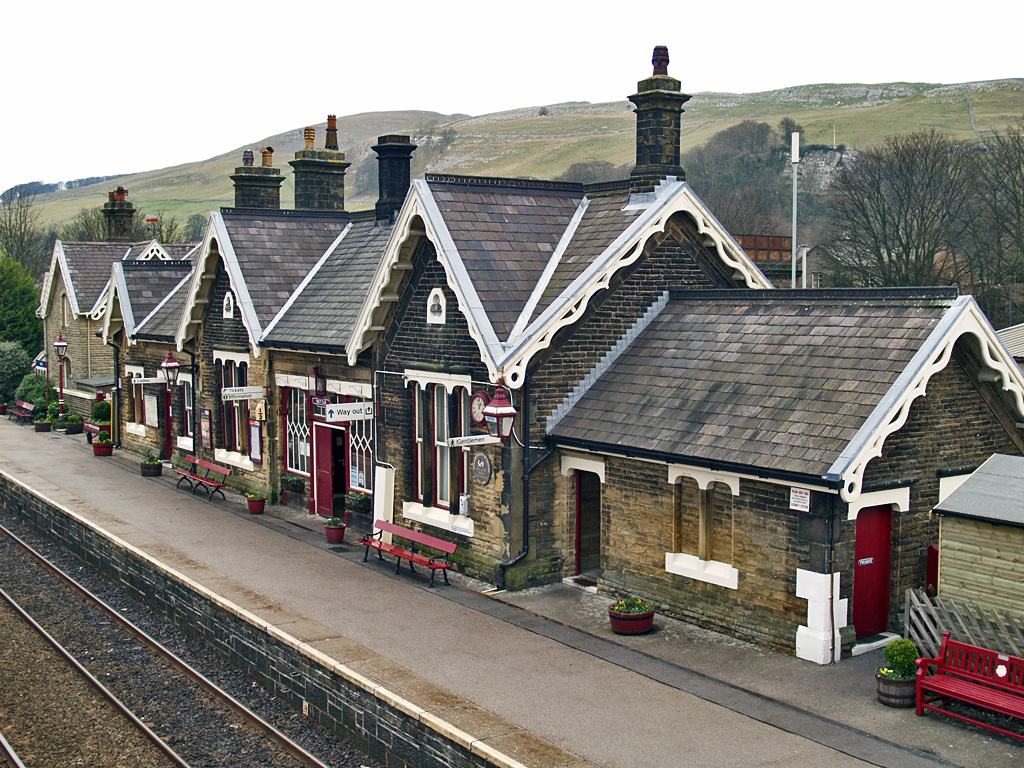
[791,132,800,289]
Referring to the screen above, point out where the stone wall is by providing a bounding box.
[0,473,503,768]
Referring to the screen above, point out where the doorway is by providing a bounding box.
[313,423,347,518]
[575,470,602,575]
[853,504,893,639]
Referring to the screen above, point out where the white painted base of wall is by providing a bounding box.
[795,569,847,664]
[402,501,474,537]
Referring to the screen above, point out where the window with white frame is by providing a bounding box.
[182,378,194,437]
[219,359,248,453]
[131,373,144,424]
[285,387,310,475]
[348,413,373,493]
[665,471,739,590]
[413,383,469,509]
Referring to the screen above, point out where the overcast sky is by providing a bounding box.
[4,0,1021,195]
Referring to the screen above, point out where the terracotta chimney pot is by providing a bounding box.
[261,147,274,167]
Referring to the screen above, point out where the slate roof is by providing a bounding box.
[221,210,350,329]
[60,242,129,313]
[547,288,960,482]
[120,260,195,330]
[998,322,1024,358]
[136,272,193,342]
[262,215,392,352]
[934,454,1024,528]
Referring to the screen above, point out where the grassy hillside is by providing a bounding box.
[28,80,1024,227]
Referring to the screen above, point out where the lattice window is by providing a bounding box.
[286,388,310,475]
[348,412,373,493]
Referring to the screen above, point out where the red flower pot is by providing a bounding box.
[324,525,346,545]
[608,607,655,635]
[93,443,113,456]
[247,498,266,515]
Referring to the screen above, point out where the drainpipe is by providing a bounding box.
[497,374,555,590]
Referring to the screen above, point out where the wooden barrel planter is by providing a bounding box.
[34,421,52,433]
[93,443,113,456]
[876,675,916,708]
[608,606,655,635]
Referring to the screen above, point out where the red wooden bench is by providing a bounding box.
[9,400,35,424]
[357,520,457,587]
[172,455,232,500]
[916,631,1024,741]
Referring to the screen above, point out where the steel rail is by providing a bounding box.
[0,728,29,768]
[0,524,333,768]
[0,584,192,768]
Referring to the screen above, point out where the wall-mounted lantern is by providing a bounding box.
[482,383,517,441]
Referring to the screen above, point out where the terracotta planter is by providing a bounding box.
[247,498,266,515]
[141,463,162,477]
[876,675,916,708]
[608,607,655,635]
[34,421,52,432]
[93,443,113,456]
[324,524,346,545]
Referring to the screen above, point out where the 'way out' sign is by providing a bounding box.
[324,402,374,423]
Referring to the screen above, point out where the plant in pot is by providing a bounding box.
[86,400,112,445]
[34,405,57,432]
[0,402,7,415]
[324,510,349,545]
[246,493,267,515]
[608,596,656,635]
[346,491,371,514]
[140,451,162,477]
[63,413,83,434]
[876,638,920,708]
[93,430,113,456]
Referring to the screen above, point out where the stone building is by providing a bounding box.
[38,188,197,417]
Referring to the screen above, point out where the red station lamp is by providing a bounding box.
[482,382,517,442]
[53,333,69,417]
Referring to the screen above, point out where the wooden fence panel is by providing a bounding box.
[906,588,1024,658]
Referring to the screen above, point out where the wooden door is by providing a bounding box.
[313,423,334,517]
[576,470,602,573]
[853,505,892,638]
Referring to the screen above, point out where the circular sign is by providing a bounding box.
[471,452,491,485]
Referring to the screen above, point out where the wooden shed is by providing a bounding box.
[933,454,1024,617]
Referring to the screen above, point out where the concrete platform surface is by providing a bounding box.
[0,422,1020,768]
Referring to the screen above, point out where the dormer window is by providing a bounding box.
[427,287,446,325]
[223,291,235,319]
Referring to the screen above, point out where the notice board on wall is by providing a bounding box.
[200,408,213,449]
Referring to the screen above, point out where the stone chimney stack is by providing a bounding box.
[289,117,351,211]
[102,186,135,241]
[372,135,417,224]
[628,46,691,195]
[231,147,283,209]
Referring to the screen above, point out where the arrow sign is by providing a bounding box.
[324,402,374,422]
[447,434,500,448]
[221,386,265,402]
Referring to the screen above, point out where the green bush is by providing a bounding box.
[882,638,920,679]
[0,342,31,403]
[96,431,111,444]
[14,371,56,411]
[91,400,111,421]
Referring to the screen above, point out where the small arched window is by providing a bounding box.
[223,291,235,319]
[427,287,446,325]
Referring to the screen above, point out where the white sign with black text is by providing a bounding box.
[789,487,811,512]
[221,386,265,402]
[324,402,374,423]
[447,434,501,448]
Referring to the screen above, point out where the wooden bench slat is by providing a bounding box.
[173,455,231,500]
[916,631,1024,741]
[356,520,458,587]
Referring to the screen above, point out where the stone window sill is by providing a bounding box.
[402,501,474,537]
[125,422,146,437]
[665,552,738,590]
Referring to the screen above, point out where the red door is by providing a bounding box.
[853,505,892,638]
[314,424,334,517]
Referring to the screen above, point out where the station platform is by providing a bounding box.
[0,421,1014,768]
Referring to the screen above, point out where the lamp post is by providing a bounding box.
[160,349,181,460]
[53,333,68,417]
[482,382,517,442]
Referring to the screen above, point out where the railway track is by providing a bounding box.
[0,519,378,768]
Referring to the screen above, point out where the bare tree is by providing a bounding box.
[0,189,53,278]
[824,130,976,287]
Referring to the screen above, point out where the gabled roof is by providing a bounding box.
[103,259,195,343]
[176,209,350,355]
[546,288,1024,503]
[261,214,393,353]
[348,174,772,386]
[998,321,1024,358]
[934,454,1024,528]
